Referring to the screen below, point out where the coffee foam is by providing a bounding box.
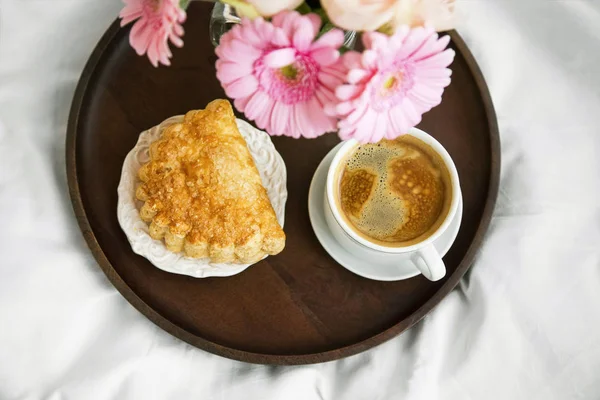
[337,136,451,247]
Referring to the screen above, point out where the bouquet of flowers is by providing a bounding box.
[119,0,456,143]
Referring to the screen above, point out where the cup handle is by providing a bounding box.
[410,244,446,281]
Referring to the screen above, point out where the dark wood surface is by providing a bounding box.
[66,3,500,365]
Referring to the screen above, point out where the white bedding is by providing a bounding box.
[1,0,599,398]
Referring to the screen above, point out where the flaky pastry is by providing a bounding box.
[136,99,285,263]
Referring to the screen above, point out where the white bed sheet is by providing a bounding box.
[1,0,599,399]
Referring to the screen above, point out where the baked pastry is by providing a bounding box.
[135,99,285,263]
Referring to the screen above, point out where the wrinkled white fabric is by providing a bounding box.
[1,0,599,399]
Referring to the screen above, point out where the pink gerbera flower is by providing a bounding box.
[329,26,455,143]
[215,11,346,138]
[119,0,186,67]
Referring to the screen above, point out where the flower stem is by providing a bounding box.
[295,2,312,15]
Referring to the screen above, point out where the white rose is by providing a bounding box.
[321,0,397,31]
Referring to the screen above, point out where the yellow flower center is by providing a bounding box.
[382,71,404,95]
[383,76,397,90]
[280,64,299,80]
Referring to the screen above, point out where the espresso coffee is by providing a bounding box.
[336,135,452,247]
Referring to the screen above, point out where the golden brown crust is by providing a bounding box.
[136,99,285,263]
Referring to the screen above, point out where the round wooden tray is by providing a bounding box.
[67,3,499,365]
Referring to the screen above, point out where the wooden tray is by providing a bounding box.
[67,3,499,365]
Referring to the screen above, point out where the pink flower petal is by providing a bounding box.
[361,50,378,69]
[324,65,347,81]
[271,102,292,136]
[224,76,258,98]
[362,32,388,51]
[413,67,452,79]
[176,8,186,22]
[258,22,276,42]
[254,17,275,42]
[271,12,287,28]
[245,90,270,121]
[410,83,444,105]
[119,3,142,25]
[370,114,388,143]
[216,61,253,84]
[318,66,347,87]
[396,27,431,59]
[401,99,422,127]
[230,24,245,42]
[253,93,275,130]
[251,17,265,32]
[342,51,365,70]
[324,102,338,117]
[263,48,297,68]
[291,103,308,138]
[389,107,409,136]
[222,39,262,63]
[343,51,363,70]
[146,36,161,67]
[407,93,436,112]
[403,33,433,60]
[422,76,451,88]
[339,101,369,129]
[129,18,148,42]
[169,29,184,47]
[306,13,322,37]
[120,14,140,26]
[272,11,296,38]
[406,33,438,61]
[348,68,370,84]
[335,101,354,116]
[271,28,291,47]
[163,41,173,59]
[315,89,338,119]
[234,95,251,113]
[352,109,378,143]
[240,24,265,48]
[318,71,341,90]
[412,34,450,62]
[120,6,144,26]
[292,17,317,51]
[130,21,151,55]
[312,29,345,50]
[336,84,362,101]
[310,47,339,67]
[406,85,435,108]
[338,126,356,141]
[305,97,336,137]
[415,49,455,69]
[158,51,171,67]
[389,26,410,51]
[215,32,235,59]
[300,106,321,138]
[315,87,337,104]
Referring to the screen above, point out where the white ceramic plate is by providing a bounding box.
[308,143,463,281]
[117,116,287,278]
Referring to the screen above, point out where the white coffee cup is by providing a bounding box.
[324,128,461,281]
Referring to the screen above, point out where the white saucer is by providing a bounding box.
[308,143,463,281]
